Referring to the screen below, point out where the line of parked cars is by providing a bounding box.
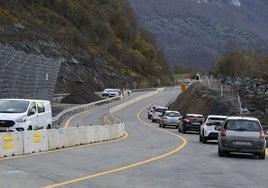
[147,105,267,159]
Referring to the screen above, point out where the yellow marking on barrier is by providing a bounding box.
[3,136,13,141]
[33,138,42,143]
[266,148,268,155]
[4,143,14,148]
[33,132,41,137]
[43,91,187,188]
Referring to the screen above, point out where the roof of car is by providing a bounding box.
[165,110,180,113]
[226,116,260,121]
[186,113,204,117]
[207,115,227,119]
[155,106,168,109]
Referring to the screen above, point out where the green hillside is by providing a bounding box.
[0,0,172,88]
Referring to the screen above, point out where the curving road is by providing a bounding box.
[0,88,267,188]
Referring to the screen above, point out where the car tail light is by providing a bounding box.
[221,127,226,136]
[184,119,190,124]
[259,130,264,138]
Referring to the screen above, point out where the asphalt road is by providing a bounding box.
[0,88,267,188]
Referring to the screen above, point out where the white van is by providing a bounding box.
[0,99,52,132]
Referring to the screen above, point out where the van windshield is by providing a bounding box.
[0,100,29,113]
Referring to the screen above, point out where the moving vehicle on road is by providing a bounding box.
[0,99,52,132]
[178,113,204,133]
[151,106,168,122]
[159,110,181,128]
[218,116,266,159]
[199,115,227,143]
[147,105,157,119]
[102,88,121,98]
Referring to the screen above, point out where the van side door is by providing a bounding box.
[27,102,39,130]
[36,101,48,129]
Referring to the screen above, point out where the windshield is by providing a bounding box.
[225,120,260,132]
[207,117,226,125]
[0,100,29,113]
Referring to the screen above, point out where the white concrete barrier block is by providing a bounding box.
[0,132,24,157]
[118,123,125,137]
[47,128,67,150]
[23,130,48,154]
[85,126,95,143]
[68,127,81,147]
[109,124,119,139]
[93,125,102,142]
[78,126,88,145]
[102,125,111,141]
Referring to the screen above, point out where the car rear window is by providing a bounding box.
[225,120,260,132]
[156,108,168,113]
[207,117,225,125]
[166,112,180,117]
[188,116,204,121]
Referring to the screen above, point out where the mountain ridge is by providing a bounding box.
[126,0,268,69]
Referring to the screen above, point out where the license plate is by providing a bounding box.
[233,141,252,146]
[192,122,200,125]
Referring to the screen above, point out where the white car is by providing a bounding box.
[151,106,168,122]
[199,115,227,143]
[102,88,121,98]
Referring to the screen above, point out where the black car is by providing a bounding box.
[178,114,205,133]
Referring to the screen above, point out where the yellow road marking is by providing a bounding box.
[44,91,187,188]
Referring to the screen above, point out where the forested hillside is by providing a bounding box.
[127,0,268,70]
[0,0,172,103]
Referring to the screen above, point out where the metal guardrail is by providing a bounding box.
[52,88,163,128]
[52,96,122,128]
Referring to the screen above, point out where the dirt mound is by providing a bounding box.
[169,82,237,116]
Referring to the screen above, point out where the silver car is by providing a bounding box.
[159,110,181,128]
[151,106,168,122]
[218,116,266,159]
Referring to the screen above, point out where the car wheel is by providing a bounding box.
[202,136,207,144]
[182,126,186,133]
[178,127,181,133]
[259,150,266,160]
[27,126,32,131]
[218,145,225,157]
[199,134,202,142]
[159,123,161,127]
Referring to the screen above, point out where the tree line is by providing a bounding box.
[212,41,268,80]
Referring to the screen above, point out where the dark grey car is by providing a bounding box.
[218,116,266,159]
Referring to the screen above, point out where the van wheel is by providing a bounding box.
[27,126,32,131]
[47,125,51,129]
